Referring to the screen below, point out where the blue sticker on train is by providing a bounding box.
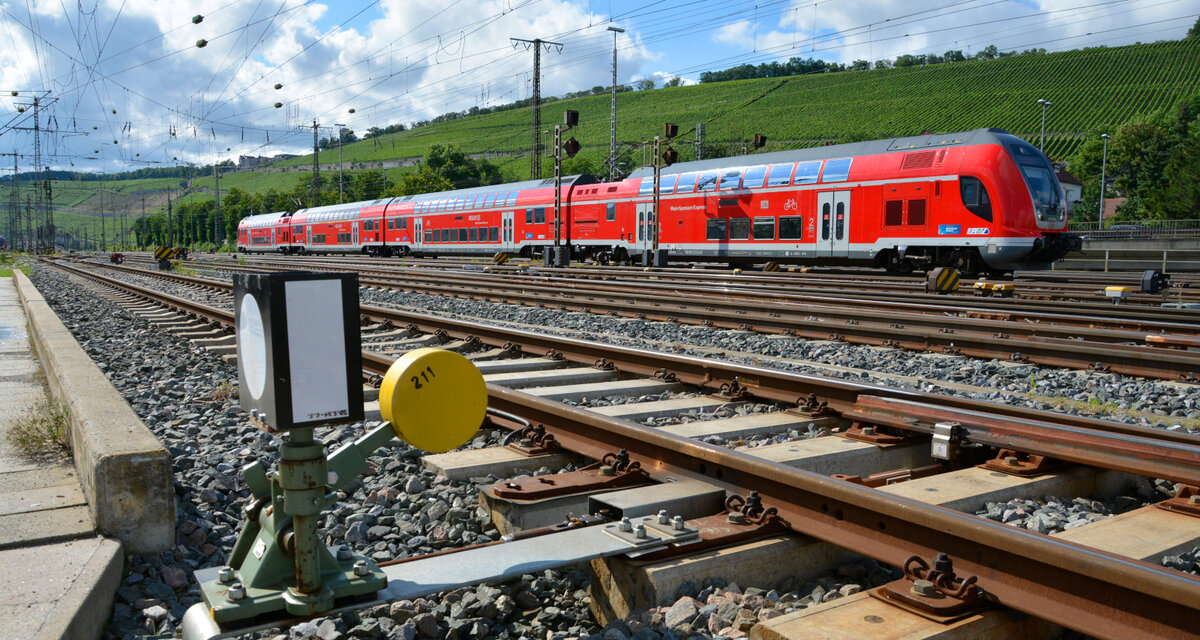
[525,232,533,239]
[938,224,961,235]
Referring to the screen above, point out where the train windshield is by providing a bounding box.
[1006,139,1064,224]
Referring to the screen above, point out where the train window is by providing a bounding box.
[456,228,465,242]
[696,171,719,191]
[402,218,408,230]
[766,163,794,187]
[835,202,845,240]
[884,200,904,226]
[907,199,927,226]
[442,229,450,242]
[729,218,751,240]
[606,203,616,222]
[779,216,803,239]
[706,218,726,240]
[337,232,351,243]
[508,191,519,205]
[534,208,546,224]
[719,169,743,190]
[484,194,496,208]
[525,209,533,224]
[489,227,499,242]
[822,158,852,183]
[675,173,698,193]
[959,176,993,222]
[793,161,821,185]
[424,230,433,243]
[659,175,677,194]
[469,228,478,242]
[387,220,394,231]
[753,217,775,240]
[821,203,831,240]
[639,178,655,196]
[741,165,768,189]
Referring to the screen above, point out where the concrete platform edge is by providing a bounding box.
[14,270,174,553]
[36,537,124,640]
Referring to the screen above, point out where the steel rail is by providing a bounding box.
[54,259,1200,475]
[160,252,1200,325]
[97,260,1200,380]
[49,258,1200,639]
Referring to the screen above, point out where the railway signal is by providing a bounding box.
[551,110,578,267]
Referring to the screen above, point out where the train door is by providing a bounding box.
[815,191,851,257]
[502,211,515,253]
[414,220,422,249]
[352,222,359,250]
[636,203,654,253]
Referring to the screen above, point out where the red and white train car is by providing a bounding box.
[237,128,1078,273]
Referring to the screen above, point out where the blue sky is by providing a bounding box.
[0,0,1195,171]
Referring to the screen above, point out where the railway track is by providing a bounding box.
[98,255,1200,381]
[105,249,1200,305]
[40,257,1200,640]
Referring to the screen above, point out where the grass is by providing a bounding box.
[0,254,31,277]
[4,396,72,459]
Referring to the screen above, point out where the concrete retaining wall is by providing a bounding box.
[14,270,174,553]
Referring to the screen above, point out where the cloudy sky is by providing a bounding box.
[0,0,1194,172]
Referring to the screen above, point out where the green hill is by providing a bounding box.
[286,37,1200,174]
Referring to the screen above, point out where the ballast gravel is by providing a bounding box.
[33,262,1200,640]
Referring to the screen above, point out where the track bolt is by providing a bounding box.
[672,515,686,531]
[217,566,234,584]
[1004,456,1020,466]
[910,579,938,598]
[634,524,648,539]
[861,426,876,435]
[600,465,616,476]
[227,583,246,601]
[657,510,670,524]
[519,438,535,448]
[619,517,633,532]
[727,512,748,525]
[337,547,353,561]
[353,560,370,577]
[1190,495,1200,507]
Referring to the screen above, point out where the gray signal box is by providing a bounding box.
[232,272,363,431]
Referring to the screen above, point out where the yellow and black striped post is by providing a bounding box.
[493,252,510,265]
[927,267,960,294]
[763,262,780,272]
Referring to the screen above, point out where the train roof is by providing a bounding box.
[627,128,1016,179]
[239,211,290,227]
[391,175,594,204]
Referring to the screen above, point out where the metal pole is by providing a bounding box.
[652,136,661,259]
[553,124,562,265]
[607,26,624,182]
[1037,99,1051,152]
[335,124,346,204]
[1099,133,1110,222]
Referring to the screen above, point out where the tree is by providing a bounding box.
[636,78,656,91]
[943,50,966,62]
[974,45,999,60]
[386,166,453,197]
[849,59,870,71]
[1189,16,1200,38]
[664,76,684,88]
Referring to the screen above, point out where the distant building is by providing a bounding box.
[238,153,299,169]
[1053,163,1083,213]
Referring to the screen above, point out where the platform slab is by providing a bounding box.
[658,413,836,440]
[750,591,1059,640]
[423,446,577,481]
[524,379,686,402]
[483,367,618,389]
[593,396,739,422]
[739,435,931,479]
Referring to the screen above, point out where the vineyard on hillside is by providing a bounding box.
[278,37,1200,175]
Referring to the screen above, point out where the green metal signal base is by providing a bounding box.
[195,422,397,624]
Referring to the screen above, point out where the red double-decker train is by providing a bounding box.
[237,128,1079,274]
